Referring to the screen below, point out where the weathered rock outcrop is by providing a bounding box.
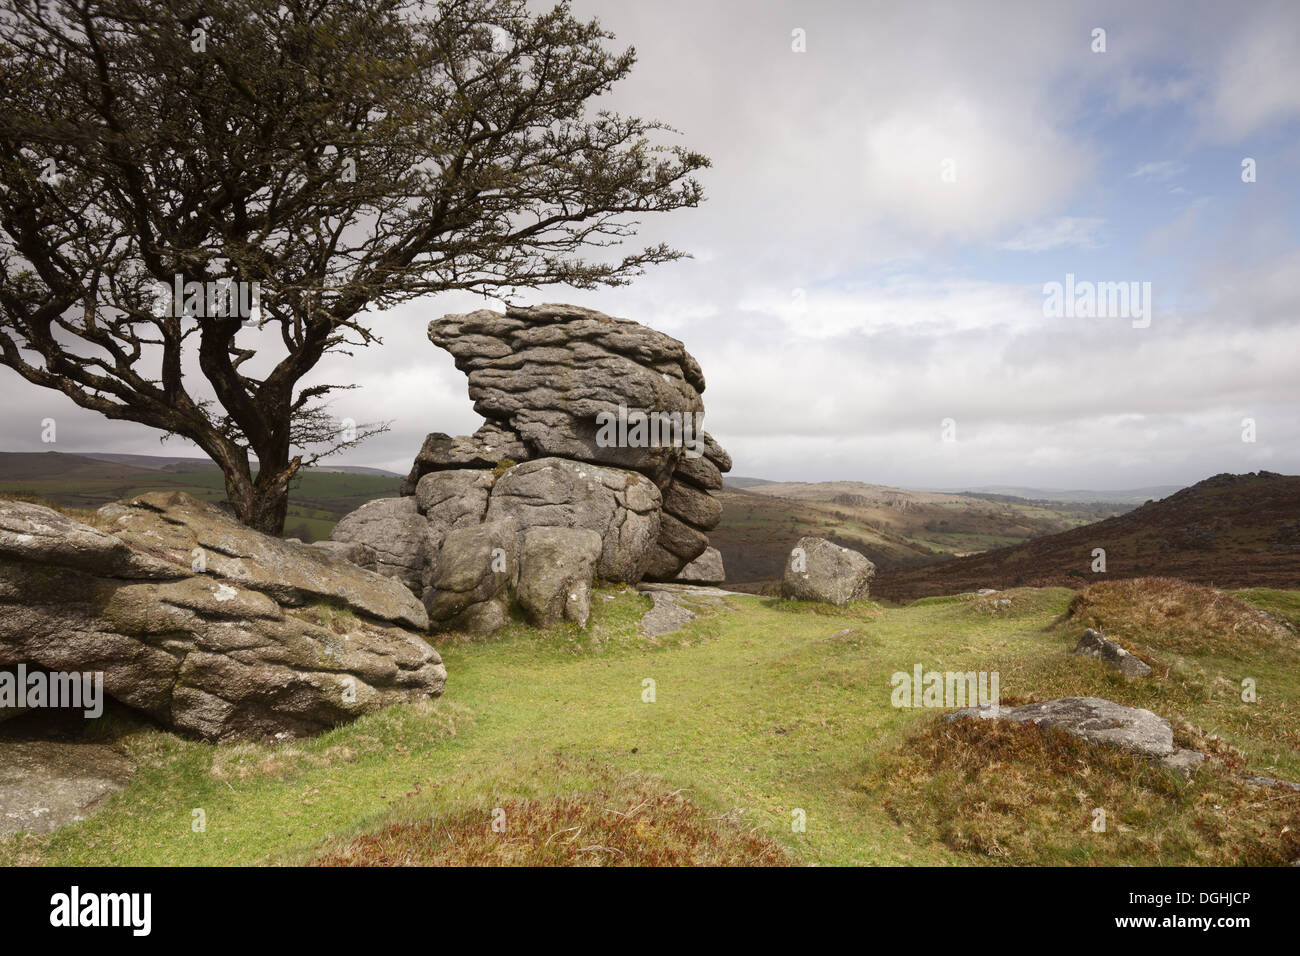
[417,303,706,485]
[781,536,876,605]
[334,304,732,634]
[485,458,661,583]
[0,495,445,741]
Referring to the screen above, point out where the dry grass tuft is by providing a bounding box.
[1065,577,1298,659]
[863,715,1300,865]
[312,774,793,867]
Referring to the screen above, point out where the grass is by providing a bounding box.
[2,579,1297,867]
[1067,577,1298,659]
[295,601,359,634]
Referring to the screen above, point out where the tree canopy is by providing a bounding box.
[0,0,708,531]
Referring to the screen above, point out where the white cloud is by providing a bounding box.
[998,217,1106,252]
[1130,161,1187,181]
[1199,10,1300,141]
[3,0,1299,492]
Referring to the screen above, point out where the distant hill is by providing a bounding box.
[722,476,777,489]
[80,452,401,477]
[934,484,1184,505]
[0,451,158,480]
[711,480,1133,592]
[874,471,1300,602]
[0,450,400,542]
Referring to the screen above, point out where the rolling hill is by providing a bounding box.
[928,484,1183,505]
[873,471,1300,601]
[711,481,1134,591]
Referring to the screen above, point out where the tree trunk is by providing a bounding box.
[203,433,296,537]
[229,481,290,535]
[224,457,299,536]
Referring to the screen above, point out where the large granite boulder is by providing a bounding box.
[515,527,603,628]
[332,303,733,635]
[0,496,444,741]
[327,496,431,593]
[415,469,495,532]
[781,536,876,605]
[485,458,661,583]
[423,518,518,634]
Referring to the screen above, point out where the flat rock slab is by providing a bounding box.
[0,737,133,836]
[636,583,742,637]
[947,697,1174,758]
[639,583,749,599]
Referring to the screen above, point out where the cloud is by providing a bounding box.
[1129,161,1187,181]
[2,0,1298,493]
[998,217,1107,252]
[1198,8,1300,141]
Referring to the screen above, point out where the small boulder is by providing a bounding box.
[515,527,603,628]
[673,546,725,585]
[1161,748,1207,779]
[781,536,875,606]
[327,496,430,595]
[1073,628,1153,677]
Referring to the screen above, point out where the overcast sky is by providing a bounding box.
[4,0,1298,490]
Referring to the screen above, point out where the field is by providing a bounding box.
[5,579,1296,867]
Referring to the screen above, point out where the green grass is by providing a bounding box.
[3,582,1297,866]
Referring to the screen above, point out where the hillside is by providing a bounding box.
[0,450,400,541]
[0,450,158,480]
[874,471,1300,602]
[80,452,402,476]
[942,484,1184,505]
[712,481,1130,591]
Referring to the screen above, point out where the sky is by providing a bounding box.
[3,0,1299,490]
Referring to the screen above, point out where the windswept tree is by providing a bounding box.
[0,0,707,532]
